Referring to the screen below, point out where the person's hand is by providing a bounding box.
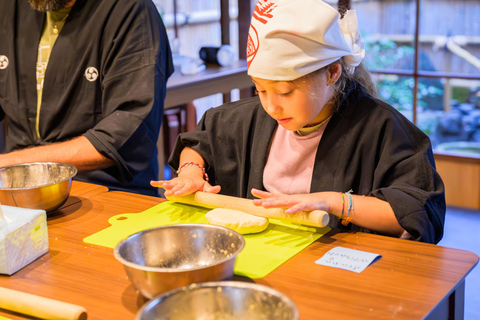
[251,188,330,214]
[150,177,221,197]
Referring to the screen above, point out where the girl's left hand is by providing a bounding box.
[251,188,330,214]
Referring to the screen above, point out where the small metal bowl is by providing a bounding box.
[135,281,299,320]
[0,162,77,212]
[114,224,245,299]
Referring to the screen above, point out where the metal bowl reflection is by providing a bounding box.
[136,281,299,320]
[0,162,77,212]
[114,224,245,299]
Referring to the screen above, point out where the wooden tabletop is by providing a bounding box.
[0,182,477,320]
[59,180,109,209]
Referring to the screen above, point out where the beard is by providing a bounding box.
[28,0,73,12]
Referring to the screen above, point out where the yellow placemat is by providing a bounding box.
[83,201,330,278]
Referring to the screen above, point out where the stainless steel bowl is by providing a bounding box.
[135,281,299,320]
[0,162,77,212]
[114,224,245,299]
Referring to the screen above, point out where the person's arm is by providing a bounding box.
[0,136,114,172]
[151,147,220,196]
[76,0,173,186]
[252,189,405,237]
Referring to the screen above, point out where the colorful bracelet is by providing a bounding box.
[341,190,353,226]
[339,192,345,220]
[176,162,209,182]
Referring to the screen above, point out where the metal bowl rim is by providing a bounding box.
[113,223,245,273]
[135,281,300,320]
[0,162,77,190]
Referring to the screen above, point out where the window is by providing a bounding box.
[349,0,480,158]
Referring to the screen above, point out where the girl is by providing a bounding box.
[152,0,445,244]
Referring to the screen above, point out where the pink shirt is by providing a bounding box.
[263,122,328,194]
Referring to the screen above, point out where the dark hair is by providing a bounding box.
[333,59,378,103]
[337,4,350,18]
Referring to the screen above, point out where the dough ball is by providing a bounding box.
[205,208,269,234]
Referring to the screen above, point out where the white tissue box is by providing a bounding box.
[0,205,49,275]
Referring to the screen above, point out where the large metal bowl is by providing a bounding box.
[135,281,299,320]
[0,162,77,212]
[114,224,245,299]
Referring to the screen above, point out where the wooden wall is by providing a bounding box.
[435,154,480,209]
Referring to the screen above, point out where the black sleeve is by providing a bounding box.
[167,97,275,198]
[168,104,232,187]
[368,109,446,244]
[83,0,173,184]
[169,112,214,173]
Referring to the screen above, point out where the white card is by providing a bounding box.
[315,246,381,273]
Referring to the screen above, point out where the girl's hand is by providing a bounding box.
[150,177,221,197]
[251,188,330,214]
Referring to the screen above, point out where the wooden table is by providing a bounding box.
[60,180,109,209]
[0,182,477,320]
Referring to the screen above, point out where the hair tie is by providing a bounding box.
[339,10,365,74]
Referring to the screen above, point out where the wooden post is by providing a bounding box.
[238,0,254,99]
[220,0,230,45]
[221,0,231,102]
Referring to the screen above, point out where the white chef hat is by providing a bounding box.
[247,0,365,81]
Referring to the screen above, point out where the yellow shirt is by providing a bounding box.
[36,7,72,139]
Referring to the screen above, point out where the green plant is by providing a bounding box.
[363,37,444,113]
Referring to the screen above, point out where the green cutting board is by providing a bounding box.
[83,201,330,278]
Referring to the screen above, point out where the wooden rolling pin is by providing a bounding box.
[0,287,87,320]
[166,192,330,227]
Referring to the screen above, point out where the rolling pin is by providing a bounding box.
[166,192,330,227]
[0,287,87,320]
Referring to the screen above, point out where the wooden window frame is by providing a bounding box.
[344,0,480,130]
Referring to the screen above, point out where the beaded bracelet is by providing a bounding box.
[177,162,209,182]
[339,192,345,220]
[340,190,353,226]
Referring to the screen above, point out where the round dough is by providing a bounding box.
[205,208,269,234]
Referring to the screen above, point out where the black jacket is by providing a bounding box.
[0,0,174,195]
[170,83,446,243]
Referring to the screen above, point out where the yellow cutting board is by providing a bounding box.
[83,201,330,278]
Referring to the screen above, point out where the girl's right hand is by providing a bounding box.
[150,177,221,197]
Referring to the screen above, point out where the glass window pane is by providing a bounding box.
[420,0,480,75]
[353,0,416,71]
[374,74,414,122]
[417,78,480,156]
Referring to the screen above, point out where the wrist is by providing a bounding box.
[177,162,209,182]
[338,190,353,226]
[326,192,343,217]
